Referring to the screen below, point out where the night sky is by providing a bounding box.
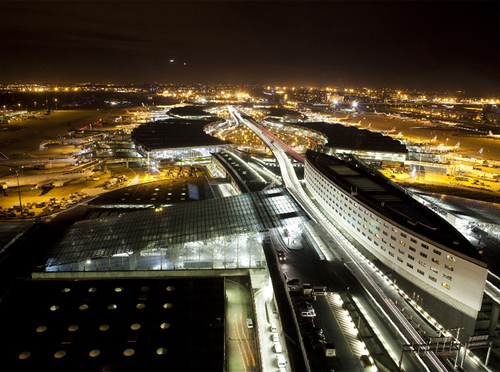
[2,1,499,94]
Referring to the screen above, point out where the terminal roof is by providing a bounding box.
[88,176,213,208]
[411,189,500,225]
[131,119,231,151]
[45,188,309,267]
[297,122,408,154]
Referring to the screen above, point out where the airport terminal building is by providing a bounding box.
[296,123,408,163]
[304,150,488,340]
[131,119,231,162]
[42,188,308,273]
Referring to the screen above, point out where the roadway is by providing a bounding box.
[229,106,452,372]
[226,279,259,372]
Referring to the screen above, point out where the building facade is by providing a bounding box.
[305,150,488,339]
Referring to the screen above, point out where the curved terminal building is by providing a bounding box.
[305,150,487,339]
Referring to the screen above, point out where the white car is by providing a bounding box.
[274,342,282,353]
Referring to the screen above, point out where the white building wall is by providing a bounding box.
[305,159,487,318]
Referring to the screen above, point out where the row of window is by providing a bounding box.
[307,166,456,290]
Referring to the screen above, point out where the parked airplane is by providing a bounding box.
[0,168,94,189]
[345,120,361,127]
[0,155,79,168]
[56,133,100,145]
[488,131,500,139]
[366,124,397,134]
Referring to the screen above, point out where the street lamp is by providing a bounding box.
[15,170,22,215]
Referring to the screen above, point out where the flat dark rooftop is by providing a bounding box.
[297,122,408,154]
[131,119,231,151]
[2,277,224,371]
[87,177,214,208]
[306,150,483,263]
[168,106,212,117]
[212,151,267,192]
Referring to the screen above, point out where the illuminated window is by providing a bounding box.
[442,283,450,290]
[432,258,440,265]
[429,276,437,282]
[444,264,454,271]
[446,255,455,262]
[418,260,426,267]
[430,266,438,273]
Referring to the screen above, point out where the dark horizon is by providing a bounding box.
[2,1,499,96]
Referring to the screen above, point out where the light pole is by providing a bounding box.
[15,170,22,215]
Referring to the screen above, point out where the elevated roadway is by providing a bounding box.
[229,106,451,372]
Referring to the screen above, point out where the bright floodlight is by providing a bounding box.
[352,101,358,108]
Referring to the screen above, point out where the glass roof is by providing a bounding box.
[45,188,309,267]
